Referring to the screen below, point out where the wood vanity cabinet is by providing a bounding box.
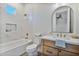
[39,39,79,56]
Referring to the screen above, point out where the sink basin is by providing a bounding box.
[55,39,66,48]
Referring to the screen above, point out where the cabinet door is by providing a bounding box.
[59,50,78,56]
[43,39,55,47]
[43,46,58,56]
[64,43,79,54]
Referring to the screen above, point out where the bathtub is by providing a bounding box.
[0,39,32,56]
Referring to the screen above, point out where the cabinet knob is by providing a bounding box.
[59,50,61,52]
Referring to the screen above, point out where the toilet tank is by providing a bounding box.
[33,37,41,45]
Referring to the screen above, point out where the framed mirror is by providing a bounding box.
[51,6,73,33]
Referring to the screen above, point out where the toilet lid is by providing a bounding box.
[26,44,38,52]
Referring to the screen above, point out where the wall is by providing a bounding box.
[0,3,33,55]
[76,4,79,34]
[32,4,52,34]
[25,3,79,35]
[0,4,2,43]
[24,4,34,40]
[25,4,56,35]
[0,3,30,44]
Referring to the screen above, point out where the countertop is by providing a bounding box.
[40,34,79,45]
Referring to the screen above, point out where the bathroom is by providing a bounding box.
[0,3,79,56]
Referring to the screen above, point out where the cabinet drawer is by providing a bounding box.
[43,46,58,56]
[43,39,55,47]
[59,50,78,56]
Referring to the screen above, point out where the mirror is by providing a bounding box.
[51,6,74,33]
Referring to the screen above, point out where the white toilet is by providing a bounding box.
[26,35,41,56]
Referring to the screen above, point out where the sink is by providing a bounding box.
[55,39,66,48]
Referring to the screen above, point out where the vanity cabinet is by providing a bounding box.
[39,39,79,56]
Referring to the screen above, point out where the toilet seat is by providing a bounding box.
[26,43,38,52]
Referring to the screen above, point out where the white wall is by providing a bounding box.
[76,4,79,34]
[25,3,79,35]
[25,4,56,35]
[32,4,52,34]
[0,3,30,44]
[0,3,33,55]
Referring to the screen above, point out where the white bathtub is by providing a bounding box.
[0,39,32,56]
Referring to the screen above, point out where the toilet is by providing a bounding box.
[26,35,41,56]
